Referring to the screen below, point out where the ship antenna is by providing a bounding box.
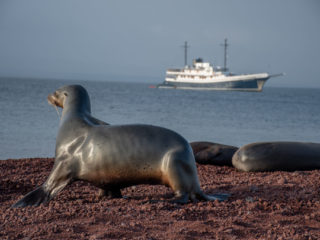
[182,41,190,67]
[220,38,229,72]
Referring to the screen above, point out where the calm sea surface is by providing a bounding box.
[1,77,319,159]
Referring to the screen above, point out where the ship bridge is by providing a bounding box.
[192,58,214,72]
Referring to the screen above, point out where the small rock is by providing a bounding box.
[245,196,254,203]
[129,222,136,227]
[277,177,287,185]
[224,228,233,234]
[250,185,259,192]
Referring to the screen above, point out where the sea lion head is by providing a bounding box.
[48,89,65,108]
[48,85,91,113]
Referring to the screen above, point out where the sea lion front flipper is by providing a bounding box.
[12,159,72,208]
[11,186,50,208]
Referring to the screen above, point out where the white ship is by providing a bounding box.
[157,39,283,91]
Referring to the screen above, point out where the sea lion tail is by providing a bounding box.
[11,186,50,208]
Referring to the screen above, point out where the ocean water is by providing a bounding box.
[0,77,319,160]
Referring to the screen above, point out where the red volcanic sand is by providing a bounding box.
[1,158,320,239]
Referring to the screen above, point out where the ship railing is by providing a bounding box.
[166,69,183,72]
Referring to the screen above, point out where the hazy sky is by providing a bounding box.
[0,0,319,88]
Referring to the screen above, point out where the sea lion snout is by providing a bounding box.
[47,91,64,108]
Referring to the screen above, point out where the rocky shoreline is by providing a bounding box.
[1,158,320,239]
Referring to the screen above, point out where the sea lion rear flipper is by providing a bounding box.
[206,193,230,201]
[11,186,50,208]
[197,192,230,202]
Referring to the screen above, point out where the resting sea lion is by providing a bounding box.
[12,85,228,207]
[190,141,238,166]
[232,141,320,172]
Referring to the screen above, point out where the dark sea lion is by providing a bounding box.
[190,141,238,166]
[232,142,320,172]
[12,85,229,207]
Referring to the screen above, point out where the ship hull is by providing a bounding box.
[158,78,269,92]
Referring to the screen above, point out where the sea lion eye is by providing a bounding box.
[64,92,68,96]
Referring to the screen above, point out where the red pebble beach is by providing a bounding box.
[1,158,320,239]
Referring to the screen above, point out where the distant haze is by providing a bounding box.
[0,0,319,88]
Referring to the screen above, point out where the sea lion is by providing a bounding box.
[232,141,320,172]
[190,141,238,166]
[12,85,228,207]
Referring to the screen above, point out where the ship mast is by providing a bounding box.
[182,41,189,67]
[221,38,229,72]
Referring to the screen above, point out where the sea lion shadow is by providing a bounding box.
[117,186,175,200]
[1,179,35,195]
[228,183,318,203]
[121,190,230,203]
[0,179,36,204]
[123,192,174,202]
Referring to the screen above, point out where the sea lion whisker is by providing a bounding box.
[53,105,61,119]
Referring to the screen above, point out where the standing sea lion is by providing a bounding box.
[12,85,228,207]
[190,141,238,166]
[232,141,320,172]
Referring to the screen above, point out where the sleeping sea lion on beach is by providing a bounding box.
[232,141,320,172]
[190,141,238,166]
